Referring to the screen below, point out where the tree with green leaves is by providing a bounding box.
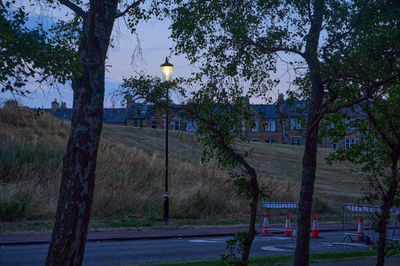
[168,1,400,264]
[322,3,400,265]
[2,0,162,264]
[327,87,400,266]
[120,74,265,265]
[0,1,80,95]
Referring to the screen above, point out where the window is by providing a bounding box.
[345,137,356,149]
[265,121,276,132]
[186,121,198,132]
[251,120,259,132]
[173,121,181,131]
[151,120,157,129]
[290,137,302,145]
[345,118,356,129]
[332,142,338,149]
[290,118,302,130]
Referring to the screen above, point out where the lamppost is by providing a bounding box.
[161,57,173,225]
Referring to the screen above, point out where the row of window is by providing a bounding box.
[252,120,276,132]
[135,119,306,134]
[133,118,359,150]
[331,137,357,150]
[251,119,302,132]
[135,118,305,133]
[133,119,198,132]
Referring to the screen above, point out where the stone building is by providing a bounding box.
[48,99,362,150]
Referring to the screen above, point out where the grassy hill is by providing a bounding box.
[102,124,362,213]
[0,103,362,228]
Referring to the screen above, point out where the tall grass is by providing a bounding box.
[0,103,257,222]
[0,102,356,223]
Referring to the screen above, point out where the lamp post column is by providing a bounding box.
[161,57,173,225]
[164,87,169,225]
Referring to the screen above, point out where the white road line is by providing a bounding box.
[260,246,287,252]
[332,242,367,247]
[257,237,293,240]
[188,239,226,243]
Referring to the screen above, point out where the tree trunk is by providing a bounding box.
[376,158,399,266]
[294,1,325,265]
[45,1,118,265]
[240,170,259,265]
[376,212,388,266]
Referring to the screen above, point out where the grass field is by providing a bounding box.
[102,124,362,213]
[0,103,363,230]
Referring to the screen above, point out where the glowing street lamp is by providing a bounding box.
[161,57,173,81]
[161,57,173,225]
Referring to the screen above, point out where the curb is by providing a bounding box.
[0,223,347,246]
[0,232,252,246]
[0,227,255,246]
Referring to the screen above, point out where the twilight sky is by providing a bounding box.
[1,4,297,109]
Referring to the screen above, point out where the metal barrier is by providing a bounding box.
[342,203,400,231]
[342,203,378,232]
[260,202,298,229]
[342,203,400,242]
[262,202,299,209]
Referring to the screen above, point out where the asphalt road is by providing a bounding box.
[0,231,374,265]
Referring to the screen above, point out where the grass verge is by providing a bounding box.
[139,250,377,266]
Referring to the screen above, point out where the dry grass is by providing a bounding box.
[102,124,363,211]
[0,102,362,225]
[0,103,248,222]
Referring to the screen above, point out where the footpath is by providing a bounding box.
[0,222,346,246]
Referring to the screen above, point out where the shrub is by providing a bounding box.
[0,200,26,221]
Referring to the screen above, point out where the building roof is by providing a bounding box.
[103,108,127,123]
[51,108,73,120]
[46,100,365,123]
[251,105,280,119]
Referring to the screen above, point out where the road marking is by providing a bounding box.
[258,237,293,240]
[332,242,367,247]
[260,246,287,252]
[188,239,226,243]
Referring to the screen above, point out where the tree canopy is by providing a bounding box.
[0,1,81,95]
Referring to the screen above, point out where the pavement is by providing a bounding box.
[0,222,349,246]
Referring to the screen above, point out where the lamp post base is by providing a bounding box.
[163,193,169,225]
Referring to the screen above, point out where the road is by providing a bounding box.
[0,231,374,265]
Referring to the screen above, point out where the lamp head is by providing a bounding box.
[161,57,173,81]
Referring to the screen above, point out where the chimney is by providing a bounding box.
[60,102,67,109]
[51,99,60,111]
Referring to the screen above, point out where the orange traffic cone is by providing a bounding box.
[284,213,293,237]
[262,212,270,235]
[356,216,365,241]
[311,214,320,238]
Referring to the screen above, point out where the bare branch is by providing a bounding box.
[59,0,86,18]
[116,0,143,18]
[372,169,386,198]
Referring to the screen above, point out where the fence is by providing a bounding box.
[260,202,298,227]
[342,203,400,241]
